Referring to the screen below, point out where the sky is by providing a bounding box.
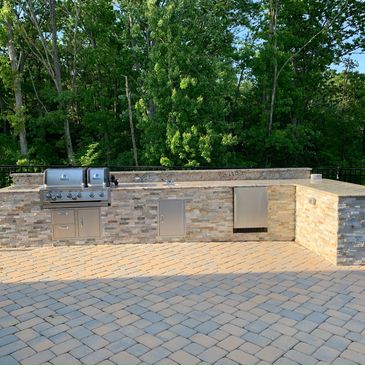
[348,53,365,72]
[235,26,365,74]
[332,53,365,73]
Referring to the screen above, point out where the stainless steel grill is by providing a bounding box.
[40,167,111,209]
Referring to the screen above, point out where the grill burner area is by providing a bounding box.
[40,167,111,208]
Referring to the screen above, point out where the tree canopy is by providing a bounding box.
[1,0,365,167]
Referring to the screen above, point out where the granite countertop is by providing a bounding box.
[1,178,365,197]
[114,178,365,197]
[296,179,365,197]
[114,179,299,190]
[0,185,41,193]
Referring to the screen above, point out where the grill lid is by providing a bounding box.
[44,168,86,187]
[87,167,110,187]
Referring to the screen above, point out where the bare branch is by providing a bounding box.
[71,1,80,91]
[16,51,23,72]
[24,0,53,68]
[28,69,48,113]
[18,23,55,80]
[276,0,349,82]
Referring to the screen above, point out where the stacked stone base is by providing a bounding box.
[0,186,295,248]
[2,167,365,266]
[296,186,365,266]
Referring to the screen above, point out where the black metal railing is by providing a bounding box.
[0,165,50,188]
[312,167,365,186]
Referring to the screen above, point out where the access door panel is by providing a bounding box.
[234,187,268,228]
[77,208,101,238]
[159,199,185,236]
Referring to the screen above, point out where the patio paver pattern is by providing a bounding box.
[1,241,365,364]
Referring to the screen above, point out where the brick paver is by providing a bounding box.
[1,241,365,364]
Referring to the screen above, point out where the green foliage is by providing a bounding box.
[0,134,18,163]
[134,0,238,166]
[6,106,27,134]
[79,142,101,166]
[16,158,29,166]
[0,0,364,168]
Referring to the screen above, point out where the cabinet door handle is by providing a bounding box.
[160,215,164,223]
[59,225,69,230]
[80,218,84,227]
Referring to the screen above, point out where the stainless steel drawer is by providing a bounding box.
[52,210,75,224]
[53,224,76,239]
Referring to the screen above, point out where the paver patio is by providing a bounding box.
[1,241,365,365]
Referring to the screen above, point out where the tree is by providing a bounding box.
[19,0,75,164]
[0,0,364,169]
[134,0,238,166]
[0,0,28,157]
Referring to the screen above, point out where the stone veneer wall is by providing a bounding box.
[0,191,52,247]
[0,185,295,247]
[338,197,365,265]
[113,168,311,183]
[10,173,44,186]
[296,185,338,265]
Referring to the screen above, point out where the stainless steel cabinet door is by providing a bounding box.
[159,199,185,236]
[77,208,101,238]
[234,187,268,228]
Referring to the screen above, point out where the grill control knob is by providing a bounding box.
[89,192,95,198]
[67,193,72,199]
[51,195,57,201]
[72,195,77,200]
[46,192,52,199]
[99,192,104,198]
[77,192,82,198]
[57,193,62,199]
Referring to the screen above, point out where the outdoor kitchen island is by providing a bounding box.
[1,168,365,266]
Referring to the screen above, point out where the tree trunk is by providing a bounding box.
[6,16,28,156]
[0,96,8,134]
[147,100,156,120]
[125,76,139,167]
[50,0,75,165]
[268,0,279,135]
[268,60,277,134]
[104,130,111,165]
[291,113,298,126]
[362,124,365,158]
